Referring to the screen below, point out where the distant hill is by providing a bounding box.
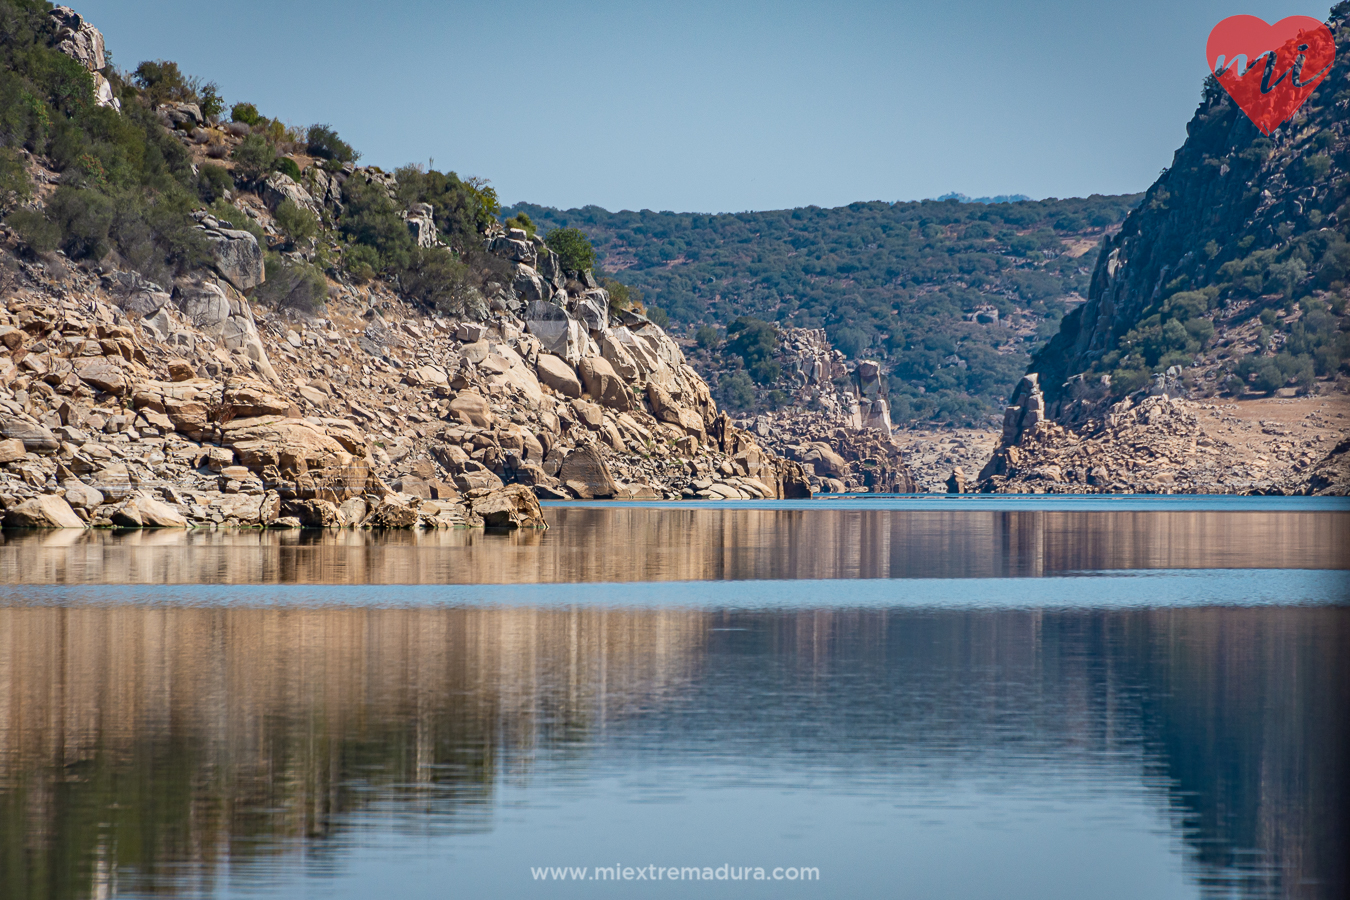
[504,194,1140,424]
[932,193,1034,204]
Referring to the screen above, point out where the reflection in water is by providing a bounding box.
[0,507,1345,583]
[1,602,1345,899]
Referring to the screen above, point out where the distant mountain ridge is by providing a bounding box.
[932,193,1033,205]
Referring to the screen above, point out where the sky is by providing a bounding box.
[72,0,1326,213]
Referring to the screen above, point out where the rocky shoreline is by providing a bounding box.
[974,374,1349,495]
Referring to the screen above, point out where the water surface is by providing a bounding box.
[0,500,1345,899]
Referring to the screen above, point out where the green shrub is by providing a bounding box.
[5,206,59,251]
[695,324,721,349]
[503,211,535,237]
[727,316,779,382]
[397,246,474,314]
[394,165,498,252]
[230,102,262,126]
[0,147,31,213]
[831,325,868,358]
[255,253,327,314]
[647,305,670,329]
[339,176,413,270]
[231,134,277,183]
[1303,154,1332,183]
[601,277,641,311]
[342,243,379,283]
[132,60,195,106]
[198,84,223,120]
[719,370,756,410]
[276,157,302,181]
[274,199,319,248]
[1109,365,1150,396]
[196,163,232,203]
[545,227,596,274]
[306,124,358,163]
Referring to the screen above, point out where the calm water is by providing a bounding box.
[0,499,1346,900]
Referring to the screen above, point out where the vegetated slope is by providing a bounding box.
[502,194,1140,424]
[1029,2,1350,411]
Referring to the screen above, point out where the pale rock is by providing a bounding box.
[535,353,582,398]
[5,495,84,528]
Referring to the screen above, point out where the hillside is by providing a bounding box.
[0,1,854,534]
[977,2,1350,494]
[502,194,1140,424]
[1028,3,1350,409]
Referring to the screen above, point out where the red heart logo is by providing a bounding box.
[1206,15,1336,135]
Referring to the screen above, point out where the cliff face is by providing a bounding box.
[1030,2,1350,412]
[970,4,1350,495]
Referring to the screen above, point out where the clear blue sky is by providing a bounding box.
[73,0,1323,213]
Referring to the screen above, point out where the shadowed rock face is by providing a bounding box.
[1029,3,1350,410]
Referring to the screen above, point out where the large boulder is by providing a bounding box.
[513,264,549,302]
[1,417,58,453]
[524,300,585,365]
[559,444,618,499]
[261,172,320,215]
[175,280,276,379]
[573,290,609,333]
[221,378,296,419]
[405,202,438,248]
[448,391,494,427]
[536,354,582,398]
[801,442,848,477]
[0,438,27,463]
[129,493,188,527]
[600,332,640,381]
[74,356,128,394]
[578,356,632,411]
[221,417,348,475]
[470,485,547,529]
[366,496,419,528]
[50,6,105,70]
[282,498,341,527]
[199,227,264,291]
[3,496,83,529]
[490,234,537,266]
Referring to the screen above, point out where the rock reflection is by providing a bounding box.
[0,507,1344,584]
[0,603,1345,899]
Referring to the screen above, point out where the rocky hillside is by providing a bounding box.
[976,2,1350,494]
[1028,2,1350,412]
[0,3,847,531]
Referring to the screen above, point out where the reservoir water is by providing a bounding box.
[1,497,1346,899]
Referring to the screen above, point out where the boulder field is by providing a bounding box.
[0,225,819,530]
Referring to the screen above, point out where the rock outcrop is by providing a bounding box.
[0,211,809,531]
[49,6,118,110]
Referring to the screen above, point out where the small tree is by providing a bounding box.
[727,317,780,383]
[196,163,232,203]
[133,60,193,105]
[545,227,596,274]
[695,325,720,350]
[274,199,319,248]
[231,134,277,183]
[231,102,262,126]
[307,124,358,163]
[503,211,536,237]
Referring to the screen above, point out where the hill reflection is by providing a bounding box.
[0,507,1344,584]
[0,603,1344,899]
